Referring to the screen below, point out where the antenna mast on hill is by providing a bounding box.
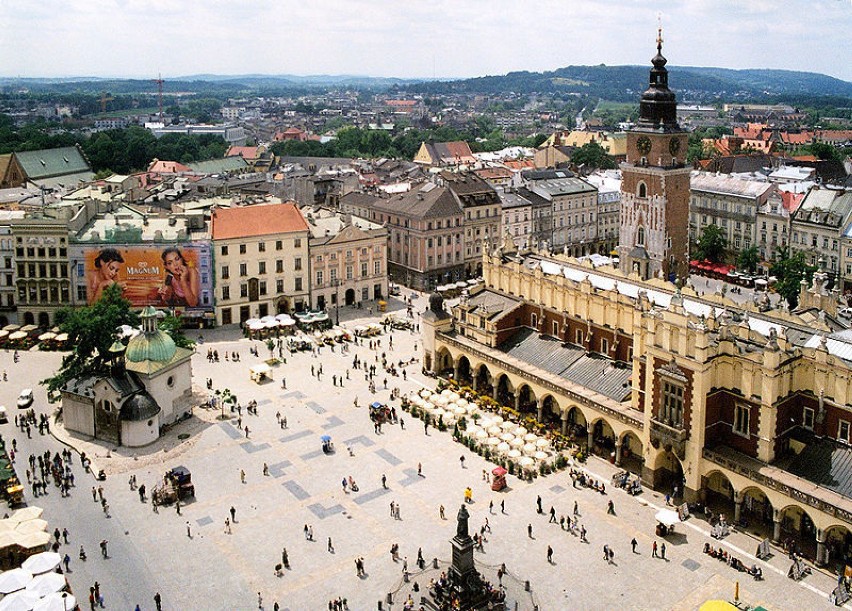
[152,73,165,121]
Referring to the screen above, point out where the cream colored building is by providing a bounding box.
[211,202,310,325]
[305,207,388,311]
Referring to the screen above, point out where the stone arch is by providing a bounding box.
[702,470,736,516]
[496,374,515,408]
[618,430,644,474]
[589,417,617,460]
[540,394,561,427]
[455,355,472,386]
[37,312,50,327]
[516,383,537,414]
[778,504,817,558]
[564,405,588,441]
[650,448,685,497]
[823,524,852,572]
[474,364,492,393]
[22,311,35,325]
[739,486,774,537]
[435,346,454,377]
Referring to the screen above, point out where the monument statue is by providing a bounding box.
[456,504,470,539]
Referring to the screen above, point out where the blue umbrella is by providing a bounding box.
[320,435,332,442]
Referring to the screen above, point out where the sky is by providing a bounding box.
[1,0,851,82]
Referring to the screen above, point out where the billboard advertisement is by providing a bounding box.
[81,242,213,311]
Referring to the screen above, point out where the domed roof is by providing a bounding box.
[120,392,161,421]
[125,306,177,364]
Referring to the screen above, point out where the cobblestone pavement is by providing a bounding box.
[0,294,844,610]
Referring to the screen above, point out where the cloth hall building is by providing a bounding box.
[421,36,852,573]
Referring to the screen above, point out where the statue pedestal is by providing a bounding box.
[447,535,490,610]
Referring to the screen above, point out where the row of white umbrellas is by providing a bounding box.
[417,388,554,465]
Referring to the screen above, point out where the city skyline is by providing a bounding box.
[1,0,851,82]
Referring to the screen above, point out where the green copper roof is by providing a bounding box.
[125,329,176,364]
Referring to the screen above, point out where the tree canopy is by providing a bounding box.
[694,224,728,264]
[736,246,760,274]
[770,250,817,308]
[42,284,139,400]
[570,141,616,170]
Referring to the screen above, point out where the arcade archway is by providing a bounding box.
[456,356,472,387]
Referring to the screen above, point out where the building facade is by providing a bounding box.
[442,173,502,278]
[527,174,598,256]
[790,187,852,285]
[11,219,71,327]
[689,174,777,258]
[211,203,310,325]
[306,208,388,311]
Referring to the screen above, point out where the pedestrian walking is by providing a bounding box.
[63,528,69,544]
[501,499,505,514]
[263,463,269,476]
[240,469,246,484]
[607,500,615,515]
[257,592,263,609]
[63,553,70,572]
[549,507,556,523]
[186,521,191,538]
[154,592,162,611]
[631,538,638,554]
[225,518,231,534]
[417,462,422,477]
[459,455,465,468]
[603,544,609,561]
[327,537,334,553]
[230,506,237,522]
[652,541,658,558]
[439,505,445,520]
[489,500,493,514]
[547,545,553,563]
[527,523,533,538]
[100,540,108,558]
[381,474,387,489]
[536,495,543,514]
[282,548,289,569]
[661,542,666,560]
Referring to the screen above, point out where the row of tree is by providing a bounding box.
[0,117,228,174]
[693,224,816,307]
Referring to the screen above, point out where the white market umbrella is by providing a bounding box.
[456,398,468,408]
[465,425,481,436]
[32,593,76,611]
[500,421,515,432]
[25,572,66,596]
[15,532,51,550]
[249,322,264,331]
[441,389,452,397]
[9,509,43,524]
[497,442,511,454]
[475,430,489,440]
[15,520,48,535]
[264,320,280,328]
[465,405,479,415]
[21,552,60,575]
[510,438,525,448]
[536,438,551,449]
[419,390,432,399]
[514,426,528,436]
[245,318,261,326]
[655,509,681,527]
[0,589,40,611]
[8,332,27,341]
[500,433,515,443]
[453,406,467,416]
[443,414,456,425]
[433,409,447,419]
[523,443,537,455]
[519,456,535,468]
[477,418,494,430]
[491,415,504,425]
[422,402,434,413]
[508,450,522,459]
[0,569,33,594]
[448,392,460,402]
[524,433,538,443]
[486,437,501,447]
[534,451,549,461]
[487,426,502,436]
[260,315,276,323]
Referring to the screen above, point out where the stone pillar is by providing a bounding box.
[492,383,499,401]
[772,511,782,543]
[816,529,827,567]
[453,361,459,381]
[587,430,594,453]
[561,413,569,436]
[514,391,521,411]
[536,399,543,423]
[472,376,478,392]
[734,495,743,525]
[614,439,623,466]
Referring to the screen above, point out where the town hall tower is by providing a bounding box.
[618,29,690,281]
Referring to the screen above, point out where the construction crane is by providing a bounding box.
[151,74,165,121]
[98,92,114,113]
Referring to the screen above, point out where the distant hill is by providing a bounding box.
[402,65,852,102]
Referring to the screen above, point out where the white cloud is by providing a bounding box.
[0,0,849,80]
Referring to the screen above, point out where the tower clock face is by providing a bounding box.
[636,136,652,155]
[669,137,681,155]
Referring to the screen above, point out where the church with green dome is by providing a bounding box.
[60,306,195,447]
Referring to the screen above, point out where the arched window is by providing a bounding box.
[637,227,645,246]
[637,182,647,198]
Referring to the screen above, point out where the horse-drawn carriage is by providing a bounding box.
[151,466,195,506]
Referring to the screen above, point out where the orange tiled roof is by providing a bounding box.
[148,159,191,174]
[504,159,535,170]
[474,167,513,180]
[226,146,260,159]
[781,191,805,213]
[211,203,309,240]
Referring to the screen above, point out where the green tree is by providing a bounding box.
[158,314,194,350]
[808,141,842,162]
[695,224,728,263]
[770,250,817,308]
[736,246,760,274]
[570,141,616,170]
[41,284,139,401]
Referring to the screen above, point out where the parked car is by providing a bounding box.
[16,389,33,409]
